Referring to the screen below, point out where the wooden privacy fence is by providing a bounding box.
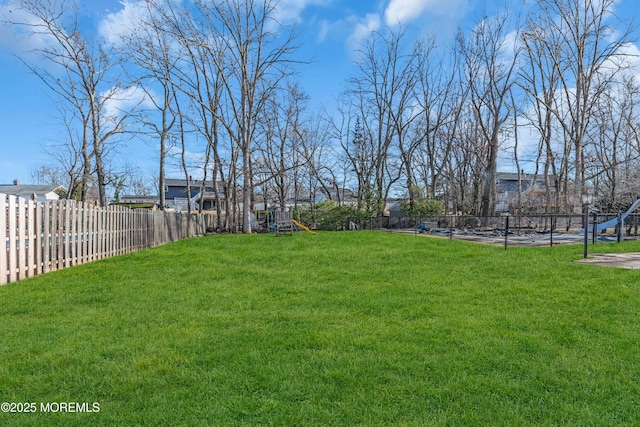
[1,193,214,285]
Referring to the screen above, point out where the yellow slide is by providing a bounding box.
[292,219,318,235]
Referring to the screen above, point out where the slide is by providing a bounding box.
[292,219,318,235]
[580,198,640,233]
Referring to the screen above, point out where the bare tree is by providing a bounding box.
[296,114,336,208]
[520,20,565,212]
[588,74,640,210]
[117,0,180,210]
[38,105,85,199]
[256,82,308,210]
[346,26,420,215]
[458,13,520,217]
[341,114,376,209]
[447,111,489,215]
[200,0,300,233]
[9,0,138,206]
[166,3,227,221]
[524,0,634,209]
[413,37,467,204]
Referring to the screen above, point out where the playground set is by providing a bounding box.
[407,198,640,248]
[253,210,317,236]
[250,199,640,244]
[580,198,640,234]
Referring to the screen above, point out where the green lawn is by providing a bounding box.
[1,231,639,426]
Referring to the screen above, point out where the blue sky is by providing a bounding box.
[1,0,639,186]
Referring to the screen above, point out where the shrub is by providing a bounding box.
[295,201,371,231]
[398,186,445,219]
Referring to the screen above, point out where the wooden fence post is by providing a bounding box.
[43,201,50,273]
[1,194,7,285]
[26,199,36,278]
[33,199,42,276]
[8,195,17,282]
[56,200,64,271]
[63,200,71,268]
[17,197,27,280]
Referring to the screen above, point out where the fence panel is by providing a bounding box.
[0,193,213,286]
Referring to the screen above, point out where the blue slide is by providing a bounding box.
[579,198,640,233]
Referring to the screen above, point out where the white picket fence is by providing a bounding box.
[1,193,214,285]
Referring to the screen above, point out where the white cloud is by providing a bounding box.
[98,0,151,46]
[621,42,640,85]
[0,0,60,56]
[102,85,153,125]
[383,0,468,26]
[99,0,329,45]
[317,19,331,43]
[274,0,331,25]
[346,13,381,52]
[502,30,521,58]
[384,0,429,25]
[613,42,640,70]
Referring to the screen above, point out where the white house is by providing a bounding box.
[0,180,64,202]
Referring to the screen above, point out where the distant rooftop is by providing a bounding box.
[0,184,64,198]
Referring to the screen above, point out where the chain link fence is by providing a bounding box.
[343,213,640,247]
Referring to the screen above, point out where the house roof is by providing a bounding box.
[317,187,358,201]
[496,173,557,193]
[165,178,205,187]
[0,184,64,198]
[496,172,558,181]
[165,178,225,187]
[121,195,159,203]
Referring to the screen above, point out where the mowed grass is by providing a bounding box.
[1,231,640,426]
